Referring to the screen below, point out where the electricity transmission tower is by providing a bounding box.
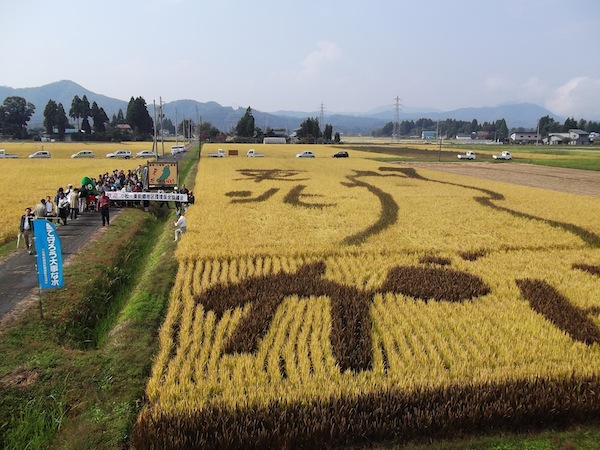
[319,102,325,132]
[392,96,403,140]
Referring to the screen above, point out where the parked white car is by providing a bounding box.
[246,149,264,157]
[29,150,51,158]
[170,145,186,155]
[493,151,512,160]
[295,150,315,158]
[457,151,476,160]
[0,149,19,158]
[136,150,158,158]
[106,149,132,159]
[71,150,95,158]
[208,149,227,157]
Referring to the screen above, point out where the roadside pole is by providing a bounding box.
[37,287,43,320]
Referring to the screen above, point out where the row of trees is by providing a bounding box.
[0,95,156,141]
[5,95,598,143]
[537,116,599,136]
[233,107,340,144]
[45,95,154,141]
[375,116,600,140]
[375,118,510,140]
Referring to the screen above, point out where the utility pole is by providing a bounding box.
[159,97,165,158]
[152,99,158,154]
[437,120,443,161]
[196,105,201,159]
[175,108,179,146]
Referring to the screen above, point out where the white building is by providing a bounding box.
[509,132,540,144]
[568,129,590,145]
[544,130,591,145]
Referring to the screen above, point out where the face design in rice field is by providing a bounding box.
[226,166,600,248]
[227,169,335,208]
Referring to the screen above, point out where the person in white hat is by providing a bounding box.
[174,211,187,241]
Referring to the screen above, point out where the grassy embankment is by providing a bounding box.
[0,149,198,449]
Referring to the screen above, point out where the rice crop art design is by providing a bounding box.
[227,166,600,247]
[196,259,490,373]
[135,156,600,449]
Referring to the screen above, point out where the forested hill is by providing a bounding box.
[1,80,562,132]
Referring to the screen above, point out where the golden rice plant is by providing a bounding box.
[178,145,600,259]
[147,248,600,407]
[136,249,600,447]
[136,143,600,447]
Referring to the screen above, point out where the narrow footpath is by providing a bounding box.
[0,208,115,321]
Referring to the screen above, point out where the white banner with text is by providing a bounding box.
[105,192,188,202]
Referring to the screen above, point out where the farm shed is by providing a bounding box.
[545,133,570,145]
[263,137,287,144]
[510,131,540,144]
[455,133,473,140]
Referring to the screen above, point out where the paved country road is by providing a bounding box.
[0,208,117,327]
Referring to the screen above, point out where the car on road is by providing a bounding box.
[295,150,315,158]
[246,149,265,157]
[136,150,158,158]
[457,151,476,160]
[171,145,186,155]
[0,149,19,158]
[106,149,132,159]
[492,151,512,160]
[332,151,349,158]
[71,150,95,158]
[29,150,51,158]
[208,149,227,157]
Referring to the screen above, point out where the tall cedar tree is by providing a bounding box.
[126,97,154,136]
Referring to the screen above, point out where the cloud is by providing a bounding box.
[483,74,600,118]
[546,77,600,118]
[295,41,341,82]
[484,77,509,91]
[484,75,547,101]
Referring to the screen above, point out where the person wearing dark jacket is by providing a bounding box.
[19,207,35,254]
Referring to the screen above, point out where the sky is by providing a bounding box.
[1,0,599,119]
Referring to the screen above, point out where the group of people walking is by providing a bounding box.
[40,185,83,225]
[19,184,89,254]
[18,166,195,253]
[18,168,139,254]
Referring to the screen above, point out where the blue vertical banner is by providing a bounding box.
[33,220,64,289]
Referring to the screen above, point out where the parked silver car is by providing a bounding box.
[136,150,158,158]
[106,150,132,159]
[29,150,51,158]
[71,150,95,158]
[295,150,315,158]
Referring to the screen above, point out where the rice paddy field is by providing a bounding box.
[0,141,157,245]
[132,143,600,448]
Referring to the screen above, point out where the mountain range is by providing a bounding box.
[0,80,564,133]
